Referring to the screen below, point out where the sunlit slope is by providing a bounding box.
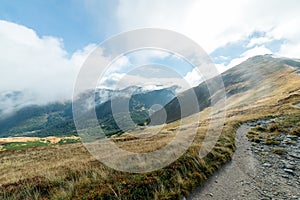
[152,55,300,123]
[1,55,300,199]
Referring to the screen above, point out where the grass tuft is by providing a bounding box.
[272,148,287,155]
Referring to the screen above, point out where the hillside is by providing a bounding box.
[152,55,300,124]
[0,55,299,199]
[0,86,176,137]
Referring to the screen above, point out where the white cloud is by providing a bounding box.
[217,45,273,73]
[99,71,191,92]
[98,60,202,91]
[242,46,273,58]
[128,50,170,65]
[0,20,97,111]
[71,44,98,67]
[215,63,227,74]
[184,68,203,87]
[2,0,300,114]
[246,37,273,48]
[115,0,300,58]
[279,42,300,58]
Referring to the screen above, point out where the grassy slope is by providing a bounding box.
[0,58,300,199]
[0,88,175,138]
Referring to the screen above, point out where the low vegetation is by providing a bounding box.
[0,119,237,200]
[1,94,299,199]
[0,136,80,151]
[247,113,300,146]
[2,140,51,151]
[0,57,299,199]
[272,148,287,155]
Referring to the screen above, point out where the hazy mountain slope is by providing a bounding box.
[1,55,299,137]
[94,87,177,136]
[152,55,300,124]
[0,87,176,137]
[0,91,26,116]
[0,86,150,136]
[0,103,74,137]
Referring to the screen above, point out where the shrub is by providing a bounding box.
[290,127,300,136]
[272,148,287,155]
[256,126,266,131]
[264,139,280,145]
[267,124,278,132]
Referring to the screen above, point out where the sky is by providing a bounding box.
[0,0,300,112]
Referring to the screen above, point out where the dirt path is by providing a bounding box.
[188,123,300,200]
[188,125,260,200]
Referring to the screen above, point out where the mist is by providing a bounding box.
[0,20,97,116]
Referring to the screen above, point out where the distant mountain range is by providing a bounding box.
[0,91,30,116]
[0,86,177,137]
[1,55,299,138]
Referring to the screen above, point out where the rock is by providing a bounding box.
[284,164,295,170]
[287,181,293,186]
[281,174,289,178]
[263,163,272,167]
[287,135,298,141]
[284,168,295,175]
[289,153,300,159]
[282,138,289,142]
[208,193,213,197]
[273,137,283,141]
[288,161,296,165]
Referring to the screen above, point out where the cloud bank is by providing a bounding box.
[115,0,300,71]
[1,0,300,114]
[0,20,96,114]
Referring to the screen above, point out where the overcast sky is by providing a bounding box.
[0,0,300,110]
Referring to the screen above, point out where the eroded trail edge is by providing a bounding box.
[188,125,260,199]
[188,123,300,200]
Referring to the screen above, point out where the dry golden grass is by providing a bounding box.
[0,143,92,184]
[0,136,79,145]
[0,66,299,199]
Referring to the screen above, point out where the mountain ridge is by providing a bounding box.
[151,55,300,124]
[0,86,177,137]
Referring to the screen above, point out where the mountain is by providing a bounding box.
[75,85,176,111]
[0,91,27,117]
[151,55,300,124]
[0,102,74,138]
[2,55,299,138]
[94,86,177,136]
[0,86,177,137]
